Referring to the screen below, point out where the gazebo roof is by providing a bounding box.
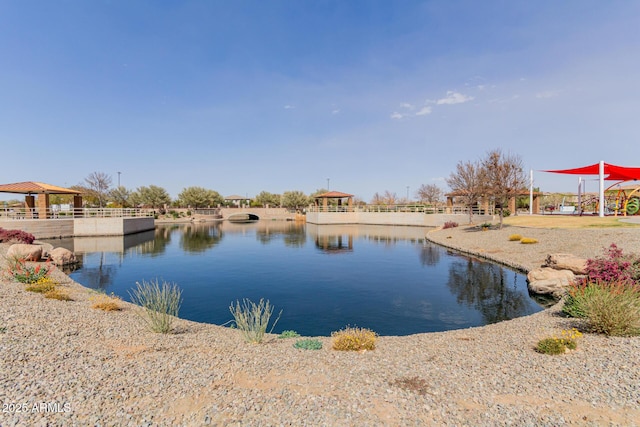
[0,181,81,195]
[314,191,354,199]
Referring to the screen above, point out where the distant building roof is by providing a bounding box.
[225,195,249,200]
[0,181,81,195]
[314,191,354,198]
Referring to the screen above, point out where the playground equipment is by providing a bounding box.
[546,162,640,217]
[586,184,640,216]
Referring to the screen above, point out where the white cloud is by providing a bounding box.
[390,112,404,119]
[400,102,414,109]
[284,105,295,109]
[536,90,559,99]
[415,106,432,116]
[436,91,474,105]
[332,109,340,115]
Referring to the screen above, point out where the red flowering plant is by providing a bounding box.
[584,243,640,285]
[5,258,52,284]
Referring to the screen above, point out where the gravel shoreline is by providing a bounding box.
[1,226,640,426]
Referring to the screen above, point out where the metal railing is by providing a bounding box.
[0,207,155,220]
[307,204,494,215]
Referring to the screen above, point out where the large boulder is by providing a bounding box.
[527,267,575,297]
[6,244,43,261]
[49,247,77,266]
[545,253,588,275]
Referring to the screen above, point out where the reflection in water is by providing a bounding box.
[180,223,223,253]
[420,243,441,266]
[447,256,532,324]
[254,222,306,247]
[68,221,542,335]
[314,234,353,254]
[71,252,117,291]
[136,226,175,257]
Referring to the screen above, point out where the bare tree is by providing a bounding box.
[446,160,484,224]
[84,172,112,208]
[481,149,527,228]
[383,190,398,205]
[371,192,383,205]
[416,184,443,205]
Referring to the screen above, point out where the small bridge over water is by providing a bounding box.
[227,212,260,223]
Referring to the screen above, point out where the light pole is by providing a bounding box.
[117,171,121,187]
[406,186,409,202]
[327,178,330,191]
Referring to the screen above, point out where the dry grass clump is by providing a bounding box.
[520,237,538,244]
[331,326,377,351]
[91,293,122,311]
[129,279,182,333]
[44,288,73,301]
[508,234,522,241]
[229,298,282,343]
[25,277,57,293]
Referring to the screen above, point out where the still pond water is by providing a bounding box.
[63,221,543,336]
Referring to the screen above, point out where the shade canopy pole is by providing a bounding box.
[599,160,605,217]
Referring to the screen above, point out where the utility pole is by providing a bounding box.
[118,171,121,187]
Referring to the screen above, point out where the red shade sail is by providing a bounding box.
[544,163,640,182]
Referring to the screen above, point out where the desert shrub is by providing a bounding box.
[480,222,492,229]
[229,298,282,343]
[579,281,640,336]
[294,338,322,350]
[520,237,538,244]
[331,326,377,351]
[563,283,597,318]
[442,221,458,229]
[0,227,35,244]
[6,258,51,284]
[279,330,300,339]
[508,234,522,241]
[91,292,122,311]
[129,279,183,333]
[25,277,57,293]
[585,243,640,284]
[44,288,73,301]
[536,329,582,355]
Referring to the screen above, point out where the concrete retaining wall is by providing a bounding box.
[0,218,155,238]
[306,212,494,227]
[0,219,75,239]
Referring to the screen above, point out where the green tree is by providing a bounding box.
[177,186,223,208]
[131,185,172,209]
[281,190,309,210]
[109,186,132,208]
[254,191,281,207]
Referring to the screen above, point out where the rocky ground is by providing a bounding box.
[1,225,640,426]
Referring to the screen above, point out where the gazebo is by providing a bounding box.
[313,191,354,212]
[0,181,82,219]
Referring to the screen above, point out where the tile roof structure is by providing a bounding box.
[0,181,81,195]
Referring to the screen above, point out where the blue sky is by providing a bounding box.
[1,1,639,202]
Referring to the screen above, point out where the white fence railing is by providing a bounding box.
[0,207,155,220]
[307,204,494,215]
